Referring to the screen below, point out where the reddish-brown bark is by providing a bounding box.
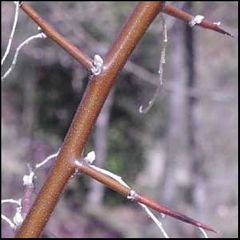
[163,4,232,36]
[20,2,93,70]
[16,2,165,237]
[14,1,231,237]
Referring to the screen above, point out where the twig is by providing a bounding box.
[86,155,171,237]
[76,152,169,238]
[20,2,93,70]
[139,13,168,114]
[1,198,22,230]
[2,150,60,233]
[1,214,15,230]
[74,153,216,233]
[1,2,20,66]
[1,32,46,81]
[14,2,226,237]
[138,203,169,238]
[1,199,21,205]
[199,227,208,238]
[163,4,233,37]
[35,150,59,169]
[16,3,166,237]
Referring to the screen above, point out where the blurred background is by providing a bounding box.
[1,1,238,238]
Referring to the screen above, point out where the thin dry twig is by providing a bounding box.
[139,203,169,238]
[1,32,46,81]
[1,214,15,229]
[1,198,22,230]
[1,2,20,66]
[139,13,168,114]
[35,150,59,169]
[1,199,21,205]
[199,227,208,238]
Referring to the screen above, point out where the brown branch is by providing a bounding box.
[15,2,166,237]
[163,4,233,37]
[13,2,230,237]
[20,2,93,70]
[77,162,216,233]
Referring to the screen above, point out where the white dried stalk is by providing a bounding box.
[13,206,23,228]
[1,149,59,231]
[1,2,20,66]
[199,227,208,238]
[35,149,59,169]
[138,203,169,238]
[139,14,167,114]
[1,32,47,81]
[1,199,21,205]
[1,214,15,229]
[1,199,22,230]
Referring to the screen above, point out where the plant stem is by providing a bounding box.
[20,2,93,70]
[77,163,216,233]
[15,2,165,237]
[163,4,232,37]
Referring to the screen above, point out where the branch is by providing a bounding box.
[15,3,228,236]
[20,2,93,70]
[1,214,15,230]
[1,2,20,66]
[163,4,233,37]
[74,159,215,233]
[1,32,46,81]
[15,2,166,237]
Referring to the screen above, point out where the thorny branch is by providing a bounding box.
[163,4,232,37]
[0,1,231,238]
[74,155,216,233]
[20,2,93,70]
[16,2,166,237]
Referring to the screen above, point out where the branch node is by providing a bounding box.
[91,54,104,75]
[13,205,24,229]
[127,189,139,201]
[23,165,35,187]
[189,15,205,27]
[84,151,96,164]
[74,160,83,168]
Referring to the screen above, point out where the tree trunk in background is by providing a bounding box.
[21,64,36,137]
[161,22,188,206]
[21,64,37,164]
[184,2,207,233]
[86,90,114,207]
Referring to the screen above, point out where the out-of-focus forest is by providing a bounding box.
[1,1,238,238]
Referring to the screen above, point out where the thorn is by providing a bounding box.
[200,19,233,37]
[163,4,233,38]
[215,27,233,38]
[137,195,217,233]
[162,208,217,233]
